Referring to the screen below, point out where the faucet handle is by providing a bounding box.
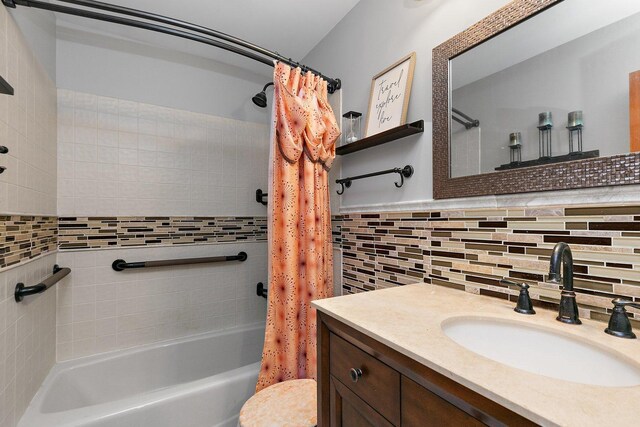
[500,279,536,315]
[605,298,640,339]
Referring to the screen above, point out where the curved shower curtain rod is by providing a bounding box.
[2,0,342,93]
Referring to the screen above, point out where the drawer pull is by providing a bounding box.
[349,367,363,383]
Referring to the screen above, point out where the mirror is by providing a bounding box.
[433,0,640,199]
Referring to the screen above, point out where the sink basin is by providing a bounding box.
[442,317,640,387]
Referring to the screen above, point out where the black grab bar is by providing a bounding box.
[112,252,248,271]
[15,264,71,302]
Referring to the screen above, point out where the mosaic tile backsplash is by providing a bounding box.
[333,204,640,325]
[58,216,267,249]
[0,216,57,269]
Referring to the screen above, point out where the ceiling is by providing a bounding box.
[54,0,360,77]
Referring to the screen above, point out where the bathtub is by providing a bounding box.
[18,325,265,427]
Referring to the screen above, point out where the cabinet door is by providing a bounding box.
[330,377,394,427]
[402,376,485,427]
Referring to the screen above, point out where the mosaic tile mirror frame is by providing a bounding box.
[433,0,640,199]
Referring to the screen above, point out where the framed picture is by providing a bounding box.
[364,52,416,137]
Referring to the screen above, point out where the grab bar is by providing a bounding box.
[15,265,71,302]
[256,282,267,299]
[255,189,268,206]
[112,252,248,271]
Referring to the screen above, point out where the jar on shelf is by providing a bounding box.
[341,111,362,146]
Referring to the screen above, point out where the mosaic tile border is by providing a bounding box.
[58,216,267,250]
[333,204,640,326]
[0,216,58,269]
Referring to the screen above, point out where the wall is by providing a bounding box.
[310,1,640,325]
[303,0,511,209]
[0,6,58,427]
[55,90,269,360]
[451,11,640,176]
[7,7,56,82]
[56,90,269,217]
[56,26,272,124]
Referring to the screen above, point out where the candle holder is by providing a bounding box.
[567,110,584,155]
[537,112,553,159]
[509,132,522,164]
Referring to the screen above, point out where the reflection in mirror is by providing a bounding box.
[450,0,640,178]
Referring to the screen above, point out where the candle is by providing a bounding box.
[538,111,553,128]
[568,111,583,128]
[509,132,522,147]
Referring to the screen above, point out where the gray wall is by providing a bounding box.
[9,7,56,81]
[303,0,511,209]
[56,26,272,123]
[451,11,640,177]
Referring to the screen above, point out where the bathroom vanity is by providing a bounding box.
[313,285,640,426]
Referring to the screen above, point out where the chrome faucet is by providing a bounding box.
[547,242,581,325]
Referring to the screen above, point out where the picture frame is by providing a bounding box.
[364,52,416,137]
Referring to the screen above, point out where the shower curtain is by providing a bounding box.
[256,62,340,392]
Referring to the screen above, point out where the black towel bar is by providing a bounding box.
[336,165,414,195]
[112,252,248,271]
[15,265,71,302]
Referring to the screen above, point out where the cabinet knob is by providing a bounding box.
[349,367,363,383]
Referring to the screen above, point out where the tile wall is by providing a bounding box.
[56,89,270,217]
[0,6,58,427]
[57,216,266,249]
[0,215,57,268]
[335,204,640,326]
[0,254,57,427]
[55,242,267,361]
[55,91,271,361]
[0,11,57,217]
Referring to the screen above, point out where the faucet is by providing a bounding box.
[547,242,581,325]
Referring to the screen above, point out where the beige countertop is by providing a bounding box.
[312,284,640,426]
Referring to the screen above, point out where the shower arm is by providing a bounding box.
[2,0,342,93]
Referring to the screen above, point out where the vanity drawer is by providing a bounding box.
[329,332,400,425]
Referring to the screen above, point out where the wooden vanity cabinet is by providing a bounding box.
[317,311,537,427]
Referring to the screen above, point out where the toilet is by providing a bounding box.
[238,379,317,427]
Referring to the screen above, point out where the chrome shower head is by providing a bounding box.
[252,82,274,108]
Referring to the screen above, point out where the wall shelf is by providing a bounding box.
[336,120,424,156]
[494,150,599,171]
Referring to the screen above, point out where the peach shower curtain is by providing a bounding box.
[256,62,340,392]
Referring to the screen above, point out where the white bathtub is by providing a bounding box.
[18,325,265,427]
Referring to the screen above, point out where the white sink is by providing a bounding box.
[442,317,640,387]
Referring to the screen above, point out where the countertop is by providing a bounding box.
[312,284,640,426]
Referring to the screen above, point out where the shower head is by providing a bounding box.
[252,82,274,108]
